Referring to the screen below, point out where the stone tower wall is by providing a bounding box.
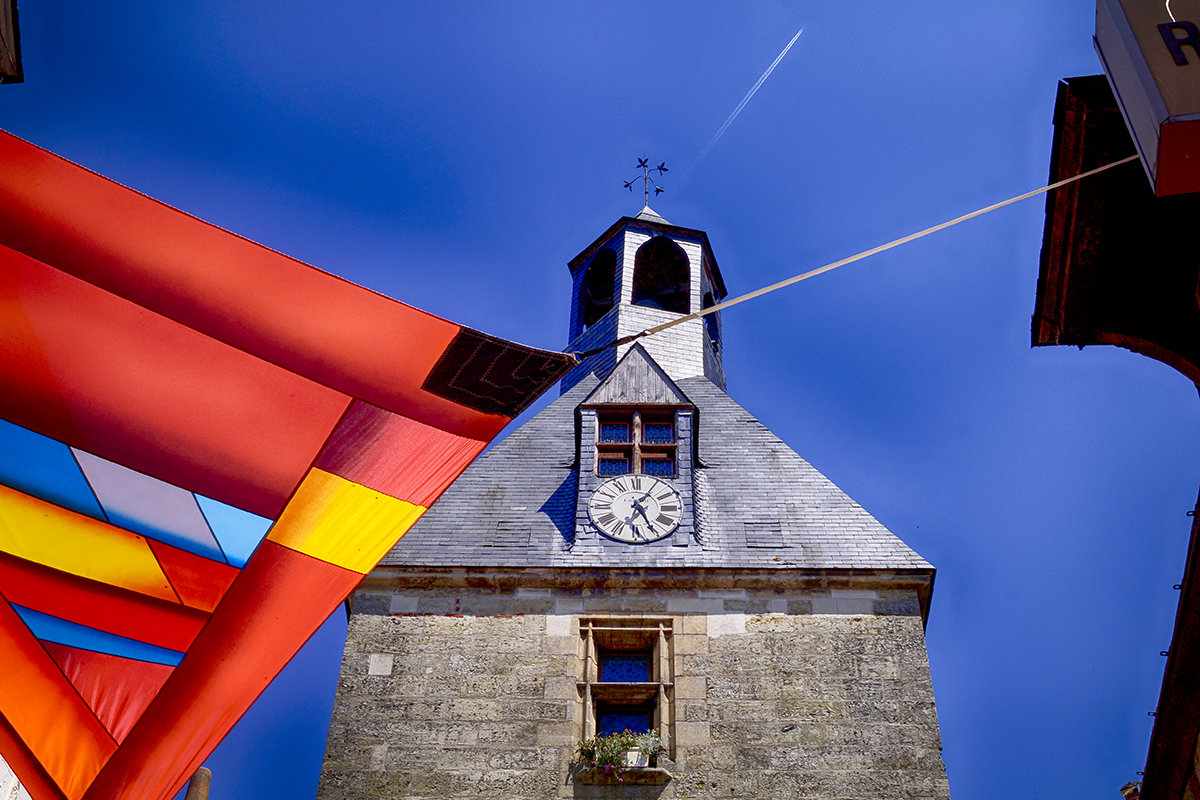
[318,582,949,800]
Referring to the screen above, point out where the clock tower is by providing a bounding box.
[319,209,952,800]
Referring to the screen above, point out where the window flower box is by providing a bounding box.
[574,730,669,785]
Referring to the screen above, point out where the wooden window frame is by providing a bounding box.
[578,618,674,755]
[595,410,676,477]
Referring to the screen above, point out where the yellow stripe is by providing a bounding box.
[0,484,177,602]
[267,469,425,574]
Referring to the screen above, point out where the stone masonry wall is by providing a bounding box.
[318,583,950,800]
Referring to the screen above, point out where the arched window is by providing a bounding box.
[581,250,616,329]
[631,237,689,314]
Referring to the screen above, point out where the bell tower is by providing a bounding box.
[319,204,951,800]
[563,206,728,392]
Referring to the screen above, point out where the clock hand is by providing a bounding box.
[630,498,651,520]
[630,500,655,533]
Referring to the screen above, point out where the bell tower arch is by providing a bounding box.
[565,206,727,392]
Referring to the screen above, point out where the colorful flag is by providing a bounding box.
[0,130,575,800]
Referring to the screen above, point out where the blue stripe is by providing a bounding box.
[12,605,185,667]
[0,419,105,520]
[195,495,272,568]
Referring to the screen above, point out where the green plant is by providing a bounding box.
[576,729,660,780]
[577,730,636,770]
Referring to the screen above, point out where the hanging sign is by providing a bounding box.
[1095,0,1200,195]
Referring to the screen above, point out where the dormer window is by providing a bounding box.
[595,410,676,477]
[631,236,689,314]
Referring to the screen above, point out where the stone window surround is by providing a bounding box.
[578,617,674,756]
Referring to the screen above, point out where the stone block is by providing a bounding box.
[388,594,419,614]
[536,721,574,746]
[681,744,737,772]
[680,613,707,635]
[777,699,846,722]
[502,699,570,721]
[697,589,746,599]
[706,613,746,637]
[859,655,900,679]
[544,614,572,636]
[666,596,725,613]
[448,699,504,721]
[674,721,711,746]
[367,653,393,676]
[352,592,389,615]
[674,675,707,699]
[460,675,499,698]
[901,769,953,799]
[405,770,454,796]
[554,597,583,614]
[316,770,372,799]
[787,596,815,614]
[498,675,547,698]
[542,675,578,700]
[679,701,716,721]
[673,634,708,654]
[476,720,539,744]
[542,636,578,655]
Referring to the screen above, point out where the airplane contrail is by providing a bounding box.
[688,26,805,174]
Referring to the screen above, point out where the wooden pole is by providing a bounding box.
[183,767,211,800]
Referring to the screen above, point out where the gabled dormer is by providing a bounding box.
[563,207,728,392]
[572,344,697,549]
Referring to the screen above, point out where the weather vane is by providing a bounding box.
[624,157,667,205]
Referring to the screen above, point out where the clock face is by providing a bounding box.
[588,474,682,544]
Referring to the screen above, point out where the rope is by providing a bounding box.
[573,153,1139,361]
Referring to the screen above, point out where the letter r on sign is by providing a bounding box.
[1159,21,1200,65]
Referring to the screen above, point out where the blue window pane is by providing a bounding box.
[600,653,651,682]
[599,457,629,476]
[597,708,654,737]
[642,458,674,477]
[642,423,674,444]
[600,423,630,443]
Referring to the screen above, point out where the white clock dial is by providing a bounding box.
[587,474,682,543]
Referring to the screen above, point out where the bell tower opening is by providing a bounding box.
[580,249,616,329]
[631,236,689,313]
[702,291,720,352]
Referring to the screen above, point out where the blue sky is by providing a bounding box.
[4,3,1199,799]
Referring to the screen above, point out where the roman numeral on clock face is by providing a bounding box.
[589,474,682,542]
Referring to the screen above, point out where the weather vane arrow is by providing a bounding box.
[624,157,667,206]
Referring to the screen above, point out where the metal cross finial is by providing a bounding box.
[623,157,667,205]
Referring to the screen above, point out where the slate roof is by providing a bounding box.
[378,370,932,572]
[635,205,670,225]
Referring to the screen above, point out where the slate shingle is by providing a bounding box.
[378,372,932,571]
